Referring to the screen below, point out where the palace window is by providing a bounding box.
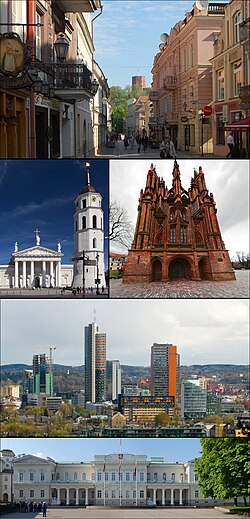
[233,61,242,97]
[147,472,150,482]
[41,490,45,498]
[112,472,116,481]
[105,491,108,499]
[119,472,123,481]
[40,472,45,481]
[180,473,184,482]
[75,221,78,232]
[170,226,176,243]
[82,216,86,229]
[195,490,199,498]
[140,491,144,499]
[74,472,77,481]
[126,472,130,481]
[181,226,187,243]
[217,69,224,101]
[190,43,194,67]
[20,490,24,498]
[105,472,108,481]
[93,215,97,228]
[216,114,225,145]
[93,238,97,248]
[65,472,69,481]
[30,490,34,498]
[30,473,34,481]
[154,472,158,482]
[194,473,199,482]
[126,490,130,499]
[133,491,136,499]
[97,472,102,481]
[82,473,86,480]
[172,473,175,482]
[163,473,167,482]
[97,490,102,498]
[19,473,23,482]
[112,490,115,499]
[140,472,144,482]
[56,473,60,481]
[234,12,242,43]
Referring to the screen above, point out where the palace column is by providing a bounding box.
[179,488,183,505]
[162,489,165,506]
[85,488,88,505]
[50,261,54,288]
[30,261,34,288]
[66,488,69,505]
[153,488,156,505]
[58,260,61,286]
[76,488,79,506]
[57,489,60,505]
[42,261,46,288]
[14,261,19,288]
[170,488,174,505]
[22,261,27,288]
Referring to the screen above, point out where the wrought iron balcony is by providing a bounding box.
[53,0,101,13]
[54,63,92,92]
[31,61,93,100]
[163,76,177,90]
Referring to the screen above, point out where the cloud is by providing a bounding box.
[1,195,73,219]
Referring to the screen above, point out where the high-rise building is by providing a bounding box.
[150,343,179,406]
[106,360,121,401]
[32,354,53,397]
[84,322,106,404]
[181,379,207,419]
[132,76,147,90]
[72,164,106,290]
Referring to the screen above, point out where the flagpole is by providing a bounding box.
[120,464,122,507]
[103,456,105,507]
[136,461,138,507]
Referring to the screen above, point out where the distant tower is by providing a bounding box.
[32,353,53,396]
[84,322,106,404]
[72,163,106,289]
[132,76,146,90]
[106,360,121,401]
[151,343,179,406]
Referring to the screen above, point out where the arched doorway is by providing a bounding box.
[198,258,212,280]
[3,493,8,502]
[152,258,162,281]
[169,259,189,279]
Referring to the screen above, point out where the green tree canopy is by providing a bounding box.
[195,438,250,506]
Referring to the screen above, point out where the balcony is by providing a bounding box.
[207,2,227,14]
[54,0,101,13]
[54,63,93,100]
[163,77,177,90]
[240,18,250,44]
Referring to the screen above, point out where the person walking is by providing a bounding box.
[159,135,176,158]
[137,135,142,153]
[226,132,234,158]
[42,501,48,517]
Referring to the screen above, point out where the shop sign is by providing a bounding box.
[149,90,159,101]
[181,116,189,122]
[0,32,32,89]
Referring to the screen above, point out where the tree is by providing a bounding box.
[109,201,134,250]
[195,438,250,506]
[155,412,171,427]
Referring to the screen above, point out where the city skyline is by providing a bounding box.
[110,159,249,256]
[1,299,249,366]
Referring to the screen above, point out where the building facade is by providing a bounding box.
[151,343,179,406]
[84,321,106,404]
[181,379,207,419]
[123,162,235,283]
[106,360,121,401]
[151,2,226,153]
[0,449,15,503]
[118,395,175,424]
[10,452,243,507]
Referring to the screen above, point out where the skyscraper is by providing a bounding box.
[181,379,207,419]
[150,343,179,405]
[32,353,53,397]
[84,322,106,404]
[106,360,121,401]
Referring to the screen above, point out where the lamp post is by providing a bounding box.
[54,33,69,63]
[91,78,99,96]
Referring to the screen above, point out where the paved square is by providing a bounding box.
[5,507,229,518]
[110,270,249,299]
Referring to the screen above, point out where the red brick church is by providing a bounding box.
[123,161,236,283]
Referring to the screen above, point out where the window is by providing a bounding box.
[36,11,42,60]
[140,491,144,498]
[217,69,224,101]
[126,472,130,481]
[194,473,199,482]
[93,215,97,228]
[133,491,136,499]
[105,490,108,499]
[170,226,176,243]
[163,473,166,482]
[82,473,86,480]
[105,472,108,481]
[147,472,150,482]
[119,472,123,481]
[97,490,102,499]
[126,490,130,499]
[181,211,186,220]
[82,199,86,209]
[181,226,187,243]
[41,490,45,498]
[172,473,175,482]
[234,12,242,43]
[112,472,116,481]
[19,473,23,482]
[216,114,225,145]
[30,490,34,498]
[65,472,69,481]
[195,490,199,498]
[92,473,95,480]
[4,476,8,481]
[93,238,97,248]
[183,47,187,71]
[75,221,78,232]
[30,473,34,481]
[82,216,86,229]
[19,490,23,498]
[170,209,175,220]
[74,472,77,481]
[112,490,115,499]
[41,472,45,481]
[140,472,144,482]
[154,472,158,482]
[97,472,102,481]
[180,473,184,482]
[190,43,194,67]
[233,61,242,97]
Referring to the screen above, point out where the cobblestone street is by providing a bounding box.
[97,140,221,159]
[110,270,249,299]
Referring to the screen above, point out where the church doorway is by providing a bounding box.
[198,258,212,280]
[34,276,41,288]
[152,258,162,281]
[169,259,189,279]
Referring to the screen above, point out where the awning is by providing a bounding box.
[224,117,250,132]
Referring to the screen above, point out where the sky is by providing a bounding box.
[0,159,109,266]
[110,159,249,257]
[1,438,201,462]
[94,0,226,87]
[1,298,249,366]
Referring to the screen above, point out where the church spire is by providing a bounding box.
[172,160,182,197]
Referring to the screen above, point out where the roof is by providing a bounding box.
[135,96,149,105]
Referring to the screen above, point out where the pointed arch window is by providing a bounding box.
[93,215,97,228]
[170,209,175,221]
[82,216,86,229]
[170,226,176,243]
[181,210,186,220]
[93,238,97,249]
[181,226,187,243]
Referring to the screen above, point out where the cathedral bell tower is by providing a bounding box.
[72,164,106,290]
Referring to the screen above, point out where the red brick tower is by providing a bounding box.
[123,161,236,283]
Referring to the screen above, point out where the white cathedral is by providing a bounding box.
[0,165,106,291]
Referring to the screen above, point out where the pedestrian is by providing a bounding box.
[33,502,38,513]
[124,135,129,149]
[38,502,42,513]
[42,501,48,517]
[159,135,176,158]
[137,135,142,153]
[142,137,146,152]
[226,132,234,158]
[129,135,135,149]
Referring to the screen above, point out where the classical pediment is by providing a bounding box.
[12,246,63,259]
[13,454,55,466]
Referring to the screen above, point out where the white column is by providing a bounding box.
[30,261,34,288]
[179,488,183,506]
[14,261,18,288]
[57,489,60,505]
[50,261,54,287]
[58,260,61,286]
[42,261,46,288]
[22,261,26,288]
[170,488,174,505]
[66,488,69,505]
[153,488,156,505]
[76,488,79,506]
[85,488,88,506]
[162,489,165,506]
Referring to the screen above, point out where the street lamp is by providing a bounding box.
[54,33,69,63]
[91,78,99,96]
[96,253,100,295]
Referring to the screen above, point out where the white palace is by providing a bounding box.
[3,451,238,508]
